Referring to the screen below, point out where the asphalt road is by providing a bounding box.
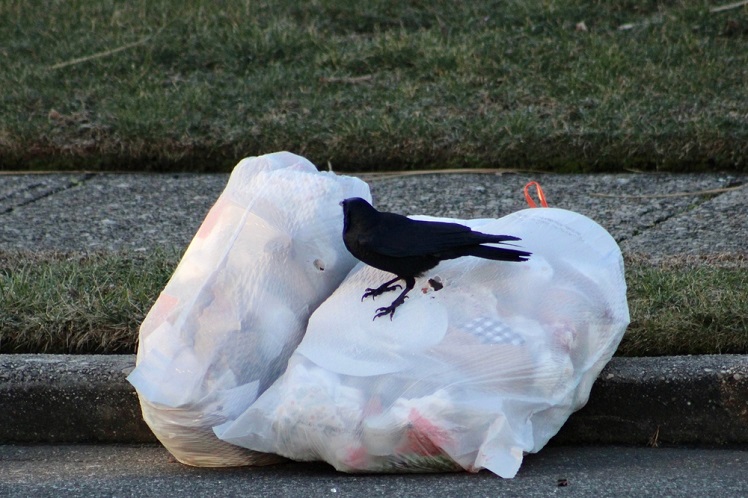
[1,444,747,497]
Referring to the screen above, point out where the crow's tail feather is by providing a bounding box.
[479,234,522,243]
[462,244,531,262]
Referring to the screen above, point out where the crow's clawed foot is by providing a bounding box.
[360,277,403,301]
[373,306,396,320]
[361,284,402,301]
[372,295,409,321]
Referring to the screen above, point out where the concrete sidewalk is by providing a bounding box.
[1,169,747,447]
[1,170,747,256]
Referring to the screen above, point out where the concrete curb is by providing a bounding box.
[0,355,150,443]
[1,354,746,446]
[555,354,748,446]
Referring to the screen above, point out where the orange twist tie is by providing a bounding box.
[523,181,549,208]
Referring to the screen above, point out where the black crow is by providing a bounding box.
[340,197,531,320]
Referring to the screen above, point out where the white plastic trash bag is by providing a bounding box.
[215,207,630,478]
[127,152,371,466]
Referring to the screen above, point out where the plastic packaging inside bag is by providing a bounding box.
[127,152,371,466]
[214,207,630,478]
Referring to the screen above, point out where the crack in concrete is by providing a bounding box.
[0,174,97,215]
[620,180,745,242]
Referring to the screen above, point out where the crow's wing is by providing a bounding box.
[359,214,517,257]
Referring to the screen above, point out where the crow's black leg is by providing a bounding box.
[362,276,403,301]
[373,276,416,320]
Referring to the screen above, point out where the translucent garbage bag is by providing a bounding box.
[127,152,371,466]
[215,207,630,478]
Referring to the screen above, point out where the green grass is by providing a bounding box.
[0,251,746,355]
[1,0,747,172]
[621,254,748,355]
[0,251,178,354]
